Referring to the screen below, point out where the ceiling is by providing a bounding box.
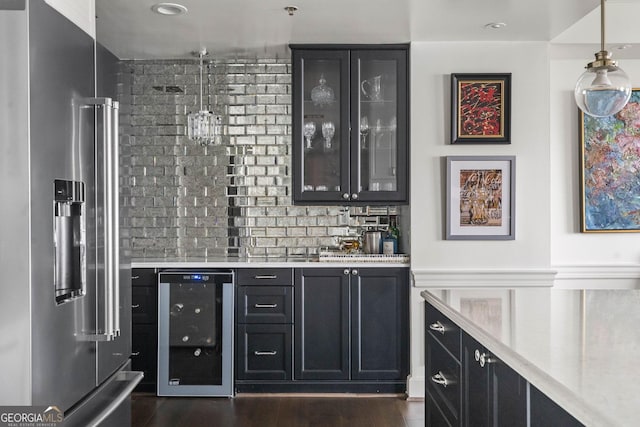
[95,0,640,60]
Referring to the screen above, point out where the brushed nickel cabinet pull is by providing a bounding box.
[431,371,449,388]
[254,351,277,356]
[254,275,277,279]
[429,321,445,334]
[254,303,278,308]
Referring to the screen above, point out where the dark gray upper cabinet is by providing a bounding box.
[291,44,409,205]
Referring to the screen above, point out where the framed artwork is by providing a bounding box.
[451,73,511,144]
[446,156,515,240]
[580,89,640,232]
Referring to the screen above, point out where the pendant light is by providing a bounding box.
[187,48,218,145]
[575,0,631,117]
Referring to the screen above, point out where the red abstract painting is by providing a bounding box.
[458,81,504,137]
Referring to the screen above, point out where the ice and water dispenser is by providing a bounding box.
[53,179,86,304]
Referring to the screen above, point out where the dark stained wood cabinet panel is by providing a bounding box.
[294,268,350,380]
[351,268,409,380]
[131,268,158,393]
[236,324,292,381]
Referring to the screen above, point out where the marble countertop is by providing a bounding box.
[421,288,640,427]
[132,255,409,269]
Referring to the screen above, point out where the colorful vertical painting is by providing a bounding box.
[580,89,640,232]
[451,73,511,144]
[446,156,515,240]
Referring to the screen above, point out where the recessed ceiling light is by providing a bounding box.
[484,22,507,30]
[151,3,188,16]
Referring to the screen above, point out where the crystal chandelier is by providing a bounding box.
[187,48,218,145]
[575,0,631,117]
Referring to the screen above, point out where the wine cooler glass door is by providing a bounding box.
[158,271,234,396]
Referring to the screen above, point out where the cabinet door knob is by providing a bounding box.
[475,349,494,368]
[351,193,359,199]
[254,351,277,356]
[344,269,350,275]
[351,269,358,275]
[131,304,140,309]
[429,321,445,334]
[430,371,450,388]
[342,193,350,200]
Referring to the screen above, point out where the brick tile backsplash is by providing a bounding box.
[119,57,406,258]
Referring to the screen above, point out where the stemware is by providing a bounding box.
[303,121,316,149]
[322,121,335,150]
[360,116,369,149]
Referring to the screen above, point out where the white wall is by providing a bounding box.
[408,41,554,397]
[410,42,553,280]
[408,41,640,398]
[550,52,640,288]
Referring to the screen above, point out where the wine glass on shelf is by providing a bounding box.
[360,116,369,149]
[322,121,335,151]
[303,121,316,150]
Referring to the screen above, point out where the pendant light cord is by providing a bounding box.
[600,0,606,53]
[199,51,204,112]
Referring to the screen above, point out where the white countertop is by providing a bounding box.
[131,255,409,269]
[421,288,640,427]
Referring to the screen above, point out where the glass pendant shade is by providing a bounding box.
[575,64,631,117]
[575,0,632,117]
[187,110,216,145]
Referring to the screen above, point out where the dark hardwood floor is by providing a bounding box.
[132,393,425,427]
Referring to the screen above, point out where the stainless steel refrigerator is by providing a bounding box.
[0,1,141,426]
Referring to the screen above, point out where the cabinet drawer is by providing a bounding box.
[236,268,292,286]
[426,303,461,360]
[132,286,157,324]
[237,286,293,324]
[426,391,455,427]
[427,333,461,424]
[132,323,157,392]
[131,268,157,287]
[236,324,292,380]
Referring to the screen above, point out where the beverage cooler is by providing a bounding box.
[157,271,234,396]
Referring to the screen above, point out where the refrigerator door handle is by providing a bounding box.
[111,100,120,337]
[84,97,118,341]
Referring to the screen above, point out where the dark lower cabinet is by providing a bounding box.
[426,301,581,427]
[491,361,527,427]
[529,385,584,427]
[131,268,158,392]
[295,268,351,380]
[463,333,526,427]
[235,268,295,391]
[236,324,292,380]
[236,267,409,392]
[351,268,409,380]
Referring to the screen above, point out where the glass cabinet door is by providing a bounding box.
[292,46,408,205]
[292,50,350,203]
[351,49,408,203]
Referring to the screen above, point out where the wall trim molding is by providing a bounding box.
[411,268,557,287]
[553,264,640,280]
